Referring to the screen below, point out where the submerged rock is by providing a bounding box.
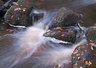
[4,0,44,26]
[49,7,81,29]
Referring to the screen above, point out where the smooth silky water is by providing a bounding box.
[0,0,96,67]
[0,22,86,68]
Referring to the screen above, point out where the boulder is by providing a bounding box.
[72,26,96,68]
[44,27,77,43]
[0,0,18,21]
[48,7,81,29]
[86,27,96,44]
[72,43,94,68]
[4,0,44,26]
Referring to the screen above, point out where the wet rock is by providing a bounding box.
[85,27,96,68]
[72,27,96,68]
[4,0,44,26]
[86,27,96,44]
[72,43,94,68]
[49,7,81,29]
[0,0,18,22]
[44,27,77,43]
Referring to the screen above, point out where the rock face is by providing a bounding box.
[48,7,81,29]
[4,0,44,26]
[72,27,96,68]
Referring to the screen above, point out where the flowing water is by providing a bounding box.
[0,22,86,68]
[0,0,96,68]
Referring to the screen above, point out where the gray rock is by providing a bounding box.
[49,7,81,29]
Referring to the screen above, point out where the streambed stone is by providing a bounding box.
[4,0,44,26]
[49,7,82,29]
[72,43,94,68]
[72,26,96,68]
[86,27,96,44]
[44,27,77,43]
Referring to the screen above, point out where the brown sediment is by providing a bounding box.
[75,4,96,27]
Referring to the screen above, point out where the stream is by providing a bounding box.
[0,0,96,68]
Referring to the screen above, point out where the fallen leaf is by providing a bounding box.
[85,61,92,66]
[78,57,81,61]
[56,27,63,31]
[73,49,78,54]
[80,66,83,68]
[81,43,85,45]
[61,34,65,36]
[55,64,59,67]
[94,24,96,26]
[23,8,27,11]
[58,30,61,32]
[88,41,94,46]
[14,8,21,11]
[74,62,78,66]
[13,2,18,6]
[11,16,14,19]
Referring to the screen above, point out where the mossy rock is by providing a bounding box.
[4,0,44,26]
[72,43,95,68]
[49,7,81,29]
[86,27,96,44]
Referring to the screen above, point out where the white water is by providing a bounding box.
[0,22,87,68]
[0,9,87,68]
